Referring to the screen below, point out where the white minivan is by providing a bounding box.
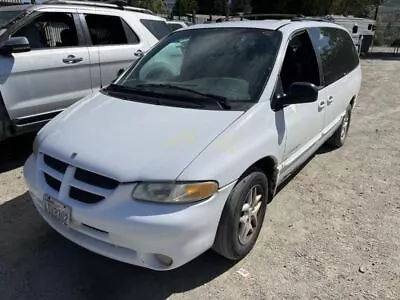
[24,19,362,271]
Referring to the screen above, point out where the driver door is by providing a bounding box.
[277,30,326,175]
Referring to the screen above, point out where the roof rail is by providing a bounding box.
[292,16,329,22]
[243,14,304,21]
[40,0,154,15]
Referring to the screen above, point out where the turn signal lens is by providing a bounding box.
[132,181,218,203]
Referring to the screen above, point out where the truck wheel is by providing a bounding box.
[327,104,352,148]
[213,169,268,260]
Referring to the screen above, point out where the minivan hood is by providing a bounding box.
[40,93,243,182]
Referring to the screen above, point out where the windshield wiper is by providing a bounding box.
[136,83,231,110]
[102,84,204,108]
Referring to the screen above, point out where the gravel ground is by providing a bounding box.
[1,51,399,300]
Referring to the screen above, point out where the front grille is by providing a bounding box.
[44,173,61,192]
[70,187,105,204]
[40,154,118,204]
[75,168,119,190]
[44,154,68,173]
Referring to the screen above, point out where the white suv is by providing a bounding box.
[24,19,362,270]
[0,0,171,141]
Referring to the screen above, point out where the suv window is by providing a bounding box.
[13,12,78,49]
[85,14,139,45]
[140,19,172,39]
[280,31,320,94]
[309,27,359,86]
[168,23,183,31]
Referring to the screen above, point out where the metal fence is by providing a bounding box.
[0,0,23,6]
[375,6,400,46]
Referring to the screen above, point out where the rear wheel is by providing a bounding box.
[327,104,352,148]
[213,169,268,260]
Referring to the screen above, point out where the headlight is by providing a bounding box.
[132,181,218,203]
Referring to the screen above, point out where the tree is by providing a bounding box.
[129,0,169,14]
[174,0,198,16]
[197,0,227,15]
[232,0,252,13]
[250,0,382,17]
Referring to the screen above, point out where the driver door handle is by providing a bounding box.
[318,100,326,110]
[63,55,83,64]
[134,49,144,57]
[327,96,334,105]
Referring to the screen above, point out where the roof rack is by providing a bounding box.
[243,14,304,21]
[40,0,154,15]
[292,16,329,22]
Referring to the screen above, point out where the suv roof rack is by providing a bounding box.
[243,14,304,20]
[40,0,154,15]
[291,16,329,22]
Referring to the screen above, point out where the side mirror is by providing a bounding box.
[0,37,31,54]
[275,82,318,109]
[352,25,358,34]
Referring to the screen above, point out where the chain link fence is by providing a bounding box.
[375,6,400,47]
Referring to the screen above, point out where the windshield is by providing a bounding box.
[0,10,22,28]
[112,28,282,110]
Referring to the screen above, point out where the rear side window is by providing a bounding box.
[85,14,139,45]
[140,19,172,39]
[309,27,359,86]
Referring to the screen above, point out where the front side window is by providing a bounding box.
[13,12,78,49]
[107,28,282,110]
[309,27,359,86]
[280,31,320,94]
[85,14,139,45]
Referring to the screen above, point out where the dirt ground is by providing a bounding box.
[0,50,399,300]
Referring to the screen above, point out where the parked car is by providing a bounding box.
[24,19,361,270]
[0,0,171,142]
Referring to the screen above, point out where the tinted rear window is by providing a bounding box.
[140,19,172,40]
[309,27,359,86]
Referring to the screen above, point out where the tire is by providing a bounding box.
[327,104,352,148]
[212,169,268,260]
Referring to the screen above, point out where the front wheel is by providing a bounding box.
[212,169,268,260]
[327,104,352,148]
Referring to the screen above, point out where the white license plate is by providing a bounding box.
[43,194,71,226]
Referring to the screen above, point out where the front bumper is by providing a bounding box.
[24,154,235,270]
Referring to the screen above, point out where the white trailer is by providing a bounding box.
[326,15,376,55]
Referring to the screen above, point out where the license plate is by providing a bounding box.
[43,194,71,226]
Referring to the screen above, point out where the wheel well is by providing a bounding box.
[350,96,356,108]
[244,156,278,202]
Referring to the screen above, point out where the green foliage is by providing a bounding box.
[232,0,252,13]
[128,0,168,14]
[195,0,386,17]
[174,0,199,16]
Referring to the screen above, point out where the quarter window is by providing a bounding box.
[309,27,359,86]
[168,23,183,31]
[85,14,139,45]
[140,19,172,40]
[13,12,78,49]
